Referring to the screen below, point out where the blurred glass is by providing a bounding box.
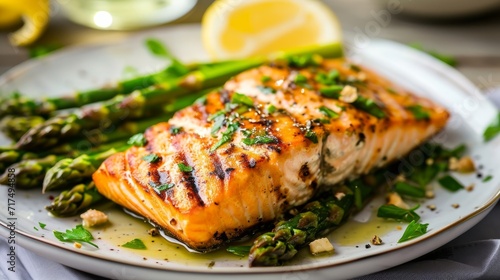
[56,0,198,30]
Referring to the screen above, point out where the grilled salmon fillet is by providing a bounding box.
[93,58,449,251]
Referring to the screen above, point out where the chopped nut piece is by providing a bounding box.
[309,238,335,255]
[80,209,108,227]
[74,242,82,249]
[387,192,409,209]
[426,158,434,166]
[449,156,475,173]
[371,235,383,245]
[148,228,159,236]
[339,85,358,103]
[335,192,346,200]
[466,184,475,192]
[395,174,406,182]
[425,190,435,199]
[452,203,460,209]
[427,204,437,211]
[396,226,402,230]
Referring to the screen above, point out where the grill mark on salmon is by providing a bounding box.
[93,58,450,251]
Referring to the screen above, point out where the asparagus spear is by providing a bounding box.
[0,59,236,119]
[0,115,45,141]
[0,155,59,189]
[0,114,170,173]
[42,145,129,192]
[45,181,104,217]
[16,43,343,151]
[248,182,373,267]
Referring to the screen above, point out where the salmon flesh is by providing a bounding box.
[93,59,449,251]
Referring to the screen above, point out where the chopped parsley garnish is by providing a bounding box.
[398,220,429,243]
[122,238,147,249]
[256,85,276,94]
[34,226,38,231]
[318,106,339,119]
[305,130,318,143]
[39,222,46,229]
[354,96,386,119]
[178,163,193,172]
[315,70,339,85]
[409,164,440,187]
[231,93,254,107]
[483,175,493,182]
[211,114,225,135]
[319,86,343,98]
[483,112,500,142]
[438,175,464,191]
[149,181,174,192]
[142,153,160,163]
[394,182,425,198]
[243,134,278,145]
[406,105,430,120]
[261,75,271,83]
[170,126,183,135]
[208,110,225,121]
[287,53,320,68]
[294,73,311,88]
[53,225,98,248]
[266,104,277,114]
[210,122,240,152]
[377,204,421,223]
[226,245,251,257]
[127,133,147,147]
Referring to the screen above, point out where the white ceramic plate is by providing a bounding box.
[1,24,499,280]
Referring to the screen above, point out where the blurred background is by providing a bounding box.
[1,0,500,88]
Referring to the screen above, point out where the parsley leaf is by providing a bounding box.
[128,133,147,147]
[243,135,278,145]
[394,182,426,198]
[122,238,146,249]
[315,70,339,85]
[377,204,421,223]
[305,130,318,143]
[318,106,339,119]
[178,163,193,172]
[406,105,430,120]
[483,112,500,142]
[169,126,183,135]
[142,153,160,163]
[398,220,429,243]
[210,122,239,152]
[231,93,254,107]
[226,245,251,257]
[53,225,98,248]
[39,222,46,229]
[266,104,277,114]
[483,175,493,182]
[438,175,464,192]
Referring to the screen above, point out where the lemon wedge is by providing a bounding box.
[0,0,50,46]
[201,0,342,60]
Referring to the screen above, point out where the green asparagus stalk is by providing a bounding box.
[0,114,170,173]
[0,155,59,189]
[0,60,236,119]
[42,145,129,192]
[45,181,104,217]
[0,115,46,141]
[16,43,343,151]
[248,181,373,267]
